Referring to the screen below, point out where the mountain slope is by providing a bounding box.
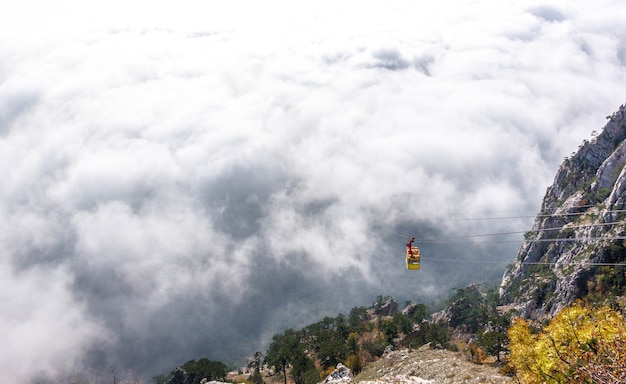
[354,346,512,384]
[500,103,626,318]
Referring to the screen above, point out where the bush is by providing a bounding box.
[345,354,362,374]
[362,335,387,358]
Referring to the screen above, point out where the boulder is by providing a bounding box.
[322,363,354,384]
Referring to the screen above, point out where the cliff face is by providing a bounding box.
[500,104,626,319]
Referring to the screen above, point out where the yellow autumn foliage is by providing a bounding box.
[507,302,626,383]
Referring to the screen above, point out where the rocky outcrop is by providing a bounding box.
[401,303,420,317]
[359,374,433,384]
[201,381,232,384]
[367,296,399,318]
[355,347,512,384]
[322,363,355,384]
[500,103,626,319]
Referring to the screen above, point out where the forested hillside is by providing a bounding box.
[155,290,508,384]
[155,288,626,384]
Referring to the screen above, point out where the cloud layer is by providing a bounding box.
[2,0,626,381]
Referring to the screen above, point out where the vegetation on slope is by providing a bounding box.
[508,301,626,383]
[150,274,626,384]
[148,286,625,384]
[154,288,509,384]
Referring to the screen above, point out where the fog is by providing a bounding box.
[2,0,626,382]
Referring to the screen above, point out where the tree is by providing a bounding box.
[346,332,360,355]
[334,314,349,339]
[264,329,314,384]
[265,331,293,384]
[572,327,626,383]
[477,330,508,362]
[483,286,502,316]
[447,286,488,333]
[382,319,398,343]
[381,313,414,343]
[348,306,368,332]
[290,347,314,384]
[317,329,348,369]
[248,352,264,384]
[158,358,228,384]
[205,360,227,381]
[181,359,227,384]
[421,322,449,348]
[345,354,362,375]
[407,303,428,323]
[393,313,413,335]
[477,314,510,362]
[508,302,626,383]
[404,322,449,349]
[344,331,363,374]
[361,335,387,358]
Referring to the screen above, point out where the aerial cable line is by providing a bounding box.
[518,261,626,266]
[537,203,601,211]
[396,207,626,270]
[387,211,626,240]
[419,257,626,267]
[379,206,625,225]
[414,220,626,243]
[525,236,626,243]
[399,216,626,270]
[417,236,626,244]
[387,211,626,253]
[387,229,414,239]
[419,257,510,264]
[448,209,626,221]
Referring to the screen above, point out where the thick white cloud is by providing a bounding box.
[0,265,109,383]
[2,0,626,381]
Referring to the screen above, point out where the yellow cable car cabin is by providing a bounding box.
[406,236,421,270]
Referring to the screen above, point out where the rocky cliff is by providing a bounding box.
[500,103,626,319]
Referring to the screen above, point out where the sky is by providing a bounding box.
[2,0,626,382]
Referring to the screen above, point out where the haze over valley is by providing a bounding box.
[2,1,626,382]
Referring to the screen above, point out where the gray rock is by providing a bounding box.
[374,297,398,317]
[322,363,354,384]
[500,102,626,319]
